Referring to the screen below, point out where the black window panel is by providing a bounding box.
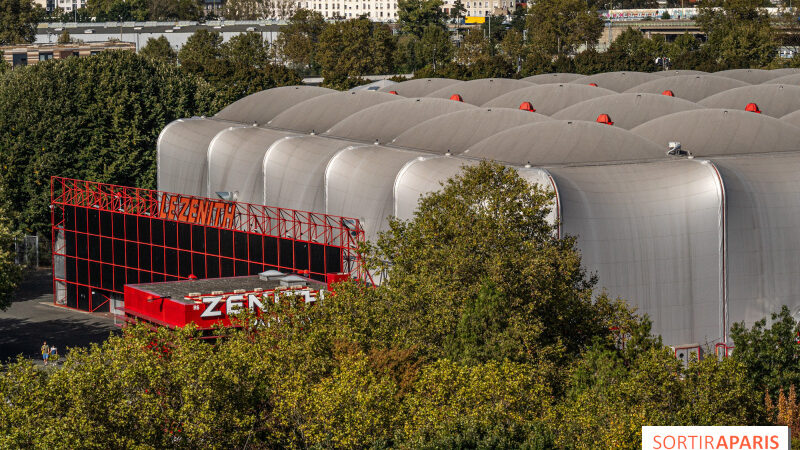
[326,246,342,274]
[78,285,90,311]
[152,247,165,275]
[75,206,87,231]
[166,276,179,282]
[101,264,114,290]
[75,233,88,259]
[294,242,309,271]
[66,283,77,308]
[220,258,234,277]
[219,230,233,257]
[164,221,178,248]
[192,252,205,278]
[139,271,151,284]
[191,226,205,252]
[205,228,219,255]
[151,219,164,246]
[178,251,192,277]
[87,208,99,235]
[165,249,178,276]
[65,205,76,230]
[113,266,125,292]
[138,244,151,271]
[100,211,113,236]
[113,239,125,265]
[249,262,263,275]
[65,257,76,282]
[279,239,294,269]
[88,235,100,260]
[234,232,248,260]
[112,213,125,240]
[125,215,137,241]
[151,272,164,283]
[206,255,219,279]
[178,223,191,250]
[89,261,100,285]
[126,241,138,267]
[65,230,76,256]
[138,217,151,242]
[248,234,263,263]
[126,268,138,285]
[92,291,109,313]
[100,237,113,264]
[77,259,89,284]
[310,243,326,274]
[235,259,248,276]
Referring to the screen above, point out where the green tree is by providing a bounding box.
[148,0,204,20]
[455,27,490,65]
[398,0,446,38]
[0,51,9,74]
[316,18,394,89]
[273,9,326,73]
[139,36,177,65]
[85,0,149,21]
[450,0,466,21]
[57,29,73,44]
[0,203,22,311]
[696,0,776,68]
[525,0,604,56]
[499,28,526,73]
[178,29,226,80]
[0,0,41,45]
[416,23,452,73]
[221,0,265,20]
[606,27,666,72]
[0,51,219,237]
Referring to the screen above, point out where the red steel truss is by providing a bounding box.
[51,177,369,312]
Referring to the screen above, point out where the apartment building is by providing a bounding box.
[296,0,399,20]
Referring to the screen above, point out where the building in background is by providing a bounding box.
[0,41,135,68]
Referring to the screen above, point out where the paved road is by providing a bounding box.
[0,269,119,363]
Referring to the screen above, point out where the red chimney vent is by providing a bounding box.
[662,90,675,97]
[596,114,614,125]
[388,90,398,95]
[450,94,463,102]
[519,101,536,112]
[589,83,598,87]
[745,102,762,114]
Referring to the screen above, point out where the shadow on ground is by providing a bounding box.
[0,268,120,363]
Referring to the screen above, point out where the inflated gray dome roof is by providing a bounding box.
[780,109,800,128]
[655,70,709,77]
[267,91,399,133]
[521,73,586,83]
[482,83,616,115]
[712,68,781,84]
[214,85,336,123]
[325,97,475,144]
[425,78,533,105]
[762,73,800,86]
[391,107,552,154]
[463,120,664,165]
[378,78,461,97]
[631,109,800,156]
[570,71,662,92]
[624,74,750,102]
[551,93,701,129]
[699,84,800,118]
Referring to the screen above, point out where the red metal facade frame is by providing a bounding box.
[51,177,370,312]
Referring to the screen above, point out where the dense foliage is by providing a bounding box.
[1,163,792,447]
[0,0,41,45]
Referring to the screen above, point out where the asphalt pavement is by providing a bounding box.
[0,269,119,364]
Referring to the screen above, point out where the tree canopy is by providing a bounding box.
[0,0,41,45]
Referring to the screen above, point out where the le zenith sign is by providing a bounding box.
[158,193,237,229]
[194,288,325,320]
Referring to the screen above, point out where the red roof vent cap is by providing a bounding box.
[388,90,398,95]
[662,90,675,97]
[450,94,463,102]
[596,113,614,125]
[519,101,536,112]
[589,83,598,87]
[745,102,762,113]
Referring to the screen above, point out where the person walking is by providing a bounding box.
[41,341,49,366]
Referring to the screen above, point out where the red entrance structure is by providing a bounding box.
[50,177,368,313]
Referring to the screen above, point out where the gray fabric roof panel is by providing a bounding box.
[712,154,800,334]
[623,74,750,102]
[377,78,461,97]
[631,109,800,157]
[391,107,552,154]
[325,97,476,144]
[464,120,664,165]
[482,83,616,115]
[325,146,429,241]
[393,157,480,221]
[350,79,397,91]
[551,93,702,129]
[157,118,233,197]
[214,86,336,124]
[521,73,586,83]
[267,91,400,133]
[655,70,709,77]
[425,78,534,105]
[698,84,800,118]
[206,126,298,205]
[780,109,800,128]
[712,68,780,84]
[550,160,724,345]
[570,71,663,92]
[763,73,800,86]
[263,136,360,213]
